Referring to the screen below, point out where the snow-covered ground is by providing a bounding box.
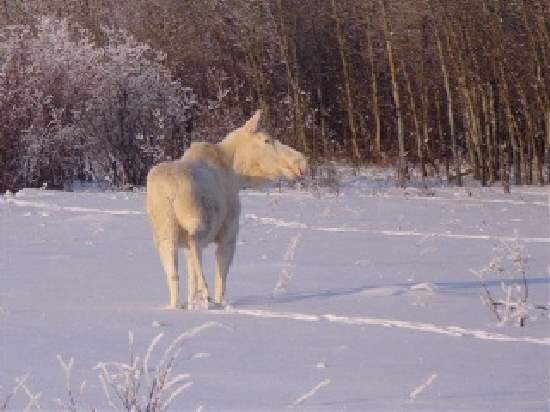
[1,169,549,410]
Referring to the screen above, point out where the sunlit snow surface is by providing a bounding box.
[1,169,549,410]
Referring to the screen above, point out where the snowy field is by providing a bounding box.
[1,169,549,411]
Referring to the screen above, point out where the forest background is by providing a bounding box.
[0,0,548,191]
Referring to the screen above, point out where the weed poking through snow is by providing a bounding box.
[54,355,86,412]
[290,378,331,408]
[273,233,302,296]
[409,373,438,402]
[0,375,42,411]
[2,322,224,411]
[471,239,549,327]
[94,321,223,411]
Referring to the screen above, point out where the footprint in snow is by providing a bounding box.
[152,320,170,328]
[409,282,436,293]
[192,352,211,360]
[361,283,436,298]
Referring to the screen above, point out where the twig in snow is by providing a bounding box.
[1,375,30,411]
[16,376,42,412]
[54,354,86,412]
[502,240,529,307]
[409,373,438,402]
[273,233,302,295]
[290,378,331,408]
[144,332,164,388]
[471,268,503,322]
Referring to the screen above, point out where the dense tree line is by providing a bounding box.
[0,0,548,190]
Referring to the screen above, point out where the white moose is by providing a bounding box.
[146,110,307,309]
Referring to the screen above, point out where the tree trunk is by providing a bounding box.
[273,0,307,153]
[546,109,550,183]
[332,0,360,163]
[502,141,511,194]
[381,0,406,186]
[364,8,381,159]
[481,86,491,186]
[432,13,461,185]
[402,61,425,181]
[436,90,449,181]
[489,83,500,182]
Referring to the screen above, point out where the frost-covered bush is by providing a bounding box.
[1,322,223,411]
[0,16,195,190]
[472,240,548,327]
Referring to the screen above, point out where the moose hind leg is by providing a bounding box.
[214,239,236,305]
[186,236,209,310]
[183,247,197,309]
[158,239,179,308]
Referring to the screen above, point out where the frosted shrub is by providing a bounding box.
[86,28,196,187]
[472,240,548,327]
[0,16,195,190]
[93,322,221,411]
[307,161,340,196]
[2,322,222,411]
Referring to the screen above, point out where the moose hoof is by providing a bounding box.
[188,291,209,311]
[208,301,226,310]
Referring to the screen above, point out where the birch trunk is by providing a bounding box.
[331,0,360,163]
[432,13,461,185]
[402,61,425,181]
[364,8,381,159]
[381,0,406,186]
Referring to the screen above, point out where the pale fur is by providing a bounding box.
[146,110,307,309]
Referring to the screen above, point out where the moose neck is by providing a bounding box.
[217,134,246,185]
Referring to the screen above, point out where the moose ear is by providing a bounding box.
[243,109,262,132]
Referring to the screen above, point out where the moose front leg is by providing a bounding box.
[214,238,236,305]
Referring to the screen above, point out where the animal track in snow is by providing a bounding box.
[3,198,143,216]
[208,307,550,347]
[245,214,550,244]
